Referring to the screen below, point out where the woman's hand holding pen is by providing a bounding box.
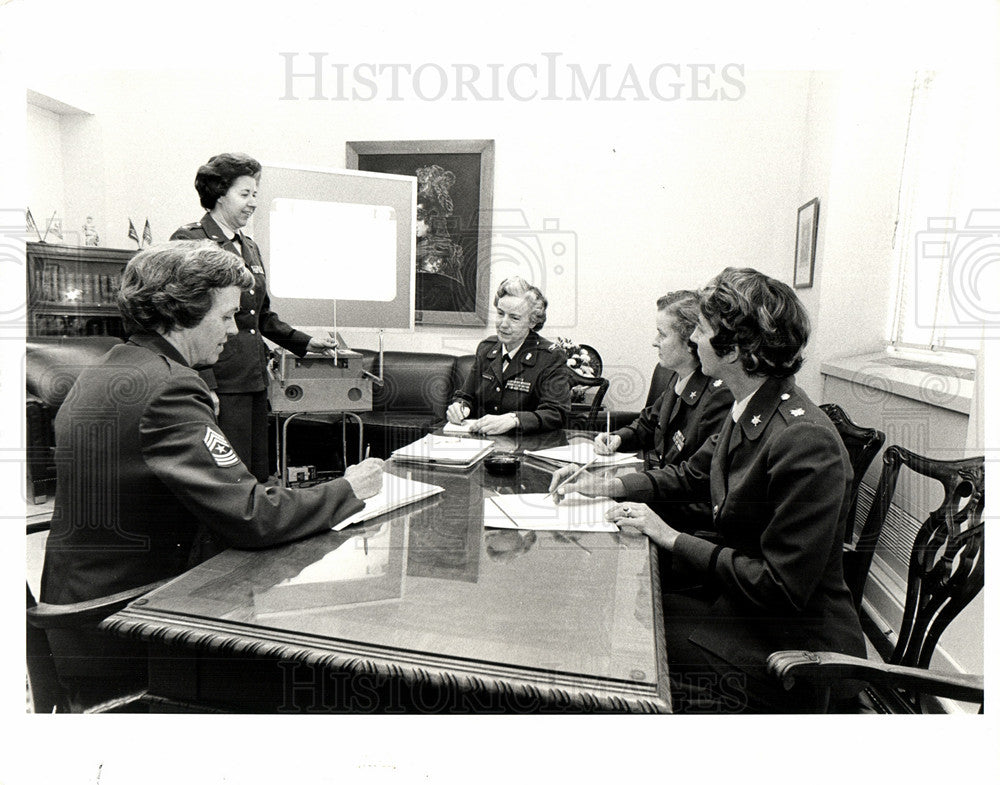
[593,433,621,455]
[446,401,471,424]
[548,464,625,502]
[343,458,385,500]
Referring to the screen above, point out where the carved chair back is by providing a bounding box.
[819,403,885,542]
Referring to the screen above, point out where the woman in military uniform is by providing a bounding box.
[171,152,337,481]
[551,268,865,712]
[447,276,570,435]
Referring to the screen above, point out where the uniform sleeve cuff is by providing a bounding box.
[616,471,656,501]
[672,533,723,576]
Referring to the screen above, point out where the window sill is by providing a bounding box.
[820,350,973,415]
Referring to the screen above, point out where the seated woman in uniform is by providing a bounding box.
[41,241,383,707]
[447,276,570,435]
[551,268,865,712]
[591,290,732,526]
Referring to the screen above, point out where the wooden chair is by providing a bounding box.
[26,519,167,713]
[819,403,885,542]
[768,446,985,713]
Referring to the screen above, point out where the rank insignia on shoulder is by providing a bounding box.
[204,426,240,467]
[689,391,698,399]
[712,379,723,388]
[790,408,805,417]
[251,265,265,274]
[780,393,790,400]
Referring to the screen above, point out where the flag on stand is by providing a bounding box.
[142,219,153,247]
[127,218,140,247]
[26,209,40,241]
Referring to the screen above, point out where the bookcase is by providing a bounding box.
[26,242,135,337]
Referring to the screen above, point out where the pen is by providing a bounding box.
[364,444,370,459]
[605,410,610,439]
[545,457,597,500]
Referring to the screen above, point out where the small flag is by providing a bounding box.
[127,218,140,247]
[49,216,63,240]
[26,208,40,241]
[142,219,153,247]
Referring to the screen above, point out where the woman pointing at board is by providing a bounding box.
[171,152,338,482]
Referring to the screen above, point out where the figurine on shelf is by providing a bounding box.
[83,216,100,246]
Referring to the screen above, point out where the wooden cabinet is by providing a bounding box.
[26,242,135,337]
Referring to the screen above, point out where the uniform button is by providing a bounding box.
[250,329,256,335]
[249,289,255,295]
[249,309,256,315]
[496,387,501,392]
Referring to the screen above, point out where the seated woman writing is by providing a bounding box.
[447,276,571,435]
[551,268,865,712]
[593,289,732,526]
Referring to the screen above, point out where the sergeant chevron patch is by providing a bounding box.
[204,426,240,467]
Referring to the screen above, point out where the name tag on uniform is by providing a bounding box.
[672,430,685,452]
[505,378,532,393]
[250,265,265,275]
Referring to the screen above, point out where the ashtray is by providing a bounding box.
[484,451,521,475]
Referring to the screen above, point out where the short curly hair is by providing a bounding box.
[698,267,810,378]
[494,276,548,330]
[194,152,262,210]
[656,290,701,362]
[117,241,254,334]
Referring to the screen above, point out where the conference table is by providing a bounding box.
[101,430,671,713]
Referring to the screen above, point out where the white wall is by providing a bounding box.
[27,66,820,410]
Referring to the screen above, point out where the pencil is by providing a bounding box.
[545,457,598,500]
[364,444,370,459]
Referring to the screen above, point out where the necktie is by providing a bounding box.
[502,353,512,373]
[232,232,244,258]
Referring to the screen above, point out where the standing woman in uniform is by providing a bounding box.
[171,153,337,482]
[447,276,570,435]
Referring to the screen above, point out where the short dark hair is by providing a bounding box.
[194,152,262,210]
[698,267,810,378]
[117,241,254,334]
[494,276,548,330]
[656,290,701,361]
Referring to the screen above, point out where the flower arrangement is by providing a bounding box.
[554,337,597,379]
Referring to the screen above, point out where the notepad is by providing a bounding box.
[333,474,445,531]
[442,420,475,435]
[390,434,495,468]
[524,442,642,467]
[483,493,619,533]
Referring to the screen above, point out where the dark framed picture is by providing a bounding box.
[794,198,820,289]
[347,140,495,326]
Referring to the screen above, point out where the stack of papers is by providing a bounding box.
[524,442,642,467]
[390,434,495,468]
[483,493,619,533]
[442,420,475,435]
[333,474,445,531]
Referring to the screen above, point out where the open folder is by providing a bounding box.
[390,434,494,468]
[333,474,444,531]
[483,493,619,533]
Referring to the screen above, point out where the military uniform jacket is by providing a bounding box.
[630,376,866,670]
[452,331,571,433]
[41,333,363,605]
[617,369,732,470]
[170,214,311,393]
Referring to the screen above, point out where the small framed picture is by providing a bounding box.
[794,198,820,289]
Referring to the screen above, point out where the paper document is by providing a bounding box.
[524,442,642,467]
[391,434,494,467]
[333,474,444,531]
[483,493,619,532]
[442,420,474,435]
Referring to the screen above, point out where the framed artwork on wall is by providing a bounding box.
[794,197,820,289]
[346,139,495,326]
